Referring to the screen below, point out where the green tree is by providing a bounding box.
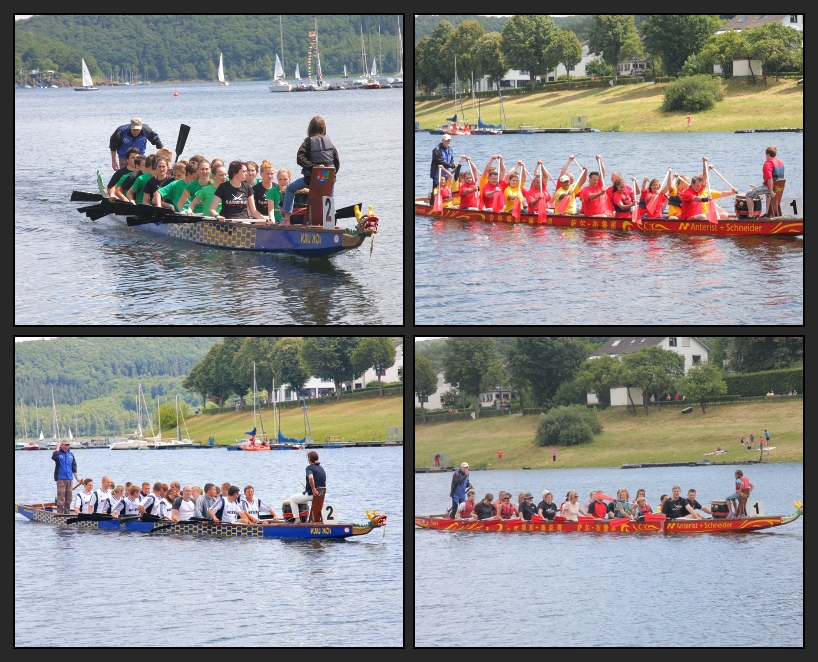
[747,22,803,84]
[210,338,245,410]
[729,337,803,373]
[270,338,309,398]
[662,74,724,112]
[551,379,588,407]
[441,20,486,85]
[350,337,396,396]
[585,57,613,78]
[708,337,731,371]
[442,337,499,419]
[507,337,591,407]
[500,14,558,91]
[470,32,507,90]
[698,30,747,78]
[416,20,454,95]
[676,361,727,413]
[643,15,722,77]
[622,346,686,415]
[231,337,279,398]
[301,337,361,401]
[587,15,641,83]
[545,30,583,88]
[534,404,602,447]
[574,355,623,409]
[414,356,438,423]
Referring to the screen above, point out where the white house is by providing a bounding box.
[586,337,711,406]
[713,15,803,76]
[474,41,598,91]
[415,370,453,410]
[272,340,403,402]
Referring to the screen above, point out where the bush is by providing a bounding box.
[534,405,602,447]
[723,368,803,397]
[662,74,724,112]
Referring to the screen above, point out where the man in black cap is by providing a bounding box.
[109,117,164,170]
[429,134,454,202]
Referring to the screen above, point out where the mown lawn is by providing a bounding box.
[168,394,403,445]
[414,79,803,132]
[415,399,803,469]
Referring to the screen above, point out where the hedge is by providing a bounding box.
[723,368,803,397]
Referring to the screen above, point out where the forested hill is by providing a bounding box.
[15,15,403,83]
[15,337,220,406]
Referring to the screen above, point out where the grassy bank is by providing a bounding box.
[415,399,802,469]
[165,394,402,445]
[415,79,803,132]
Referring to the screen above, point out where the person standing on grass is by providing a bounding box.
[552,448,557,463]
[498,449,503,462]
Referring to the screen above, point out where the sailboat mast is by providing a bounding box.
[378,26,382,79]
[176,395,181,442]
[279,15,285,69]
[157,397,161,442]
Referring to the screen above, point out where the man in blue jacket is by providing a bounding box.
[109,117,164,170]
[429,134,454,202]
[448,462,471,518]
[51,441,79,514]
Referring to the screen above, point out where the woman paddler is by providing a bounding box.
[280,116,340,226]
[210,160,269,222]
[186,163,226,217]
[73,478,94,515]
[502,163,527,213]
[252,159,277,223]
[641,170,673,219]
[611,178,636,218]
[178,160,211,212]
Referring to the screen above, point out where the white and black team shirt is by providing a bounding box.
[239,496,272,520]
[140,493,168,518]
[113,495,142,517]
[210,495,241,523]
[73,490,94,513]
[89,488,113,514]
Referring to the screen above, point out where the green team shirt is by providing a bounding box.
[131,171,153,204]
[266,186,283,221]
[158,179,189,211]
[194,184,221,216]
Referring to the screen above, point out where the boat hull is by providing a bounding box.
[16,504,384,539]
[124,217,367,257]
[415,200,804,237]
[415,511,802,533]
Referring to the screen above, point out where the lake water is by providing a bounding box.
[15,82,403,325]
[415,463,803,647]
[15,446,403,646]
[415,132,803,324]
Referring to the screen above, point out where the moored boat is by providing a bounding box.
[415,502,803,534]
[15,503,387,540]
[415,198,804,237]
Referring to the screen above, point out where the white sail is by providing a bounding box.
[344,64,347,77]
[218,53,225,82]
[81,58,93,87]
[274,53,285,79]
[39,431,44,441]
[294,62,301,79]
[371,58,377,77]
[68,428,73,440]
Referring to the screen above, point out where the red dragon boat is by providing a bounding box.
[415,502,802,534]
[414,198,803,237]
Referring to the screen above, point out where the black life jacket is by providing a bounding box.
[309,136,335,165]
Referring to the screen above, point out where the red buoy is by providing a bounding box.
[173,92,179,97]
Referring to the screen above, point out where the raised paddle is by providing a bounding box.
[703,158,719,224]
[174,124,191,164]
[631,177,642,225]
[646,168,672,218]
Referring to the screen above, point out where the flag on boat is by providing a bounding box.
[245,427,256,436]
[446,114,457,123]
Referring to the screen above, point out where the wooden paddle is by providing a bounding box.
[173,124,191,164]
[631,178,642,225]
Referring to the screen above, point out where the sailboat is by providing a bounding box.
[268,53,291,92]
[74,58,98,91]
[343,64,348,78]
[217,53,229,86]
[155,396,195,448]
[309,21,330,91]
[239,363,271,451]
[276,399,312,449]
[110,384,148,449]
[362,54,381,89]
[294,62,301,80]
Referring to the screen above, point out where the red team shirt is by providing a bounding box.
[580,182,606,215]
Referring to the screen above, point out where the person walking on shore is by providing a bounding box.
[51,441,79,514]
[552,448,557,463]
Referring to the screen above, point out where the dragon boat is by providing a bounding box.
[16,503,387,540]
[71,166,378,258]
[415,502,802,534]
[414,198,803,237]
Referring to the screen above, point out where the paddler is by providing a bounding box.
[73,478,95,515]
[141,155,173,206]
[88,476,113,514]
[109,117,164,170]
[455,490,477,520]
[154,161,197,210]
[579,167,609,217]
[479,155,505,209]
[457,158,480,210]
[208,485,250,525]
[211,161,270,222]
[138,482,169,519]
[502,164,527,213]
[113,155,145,201]
[112,485,143,519]
[554,156,587,215]
[106,147,141,198]
[239,485,281,523]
